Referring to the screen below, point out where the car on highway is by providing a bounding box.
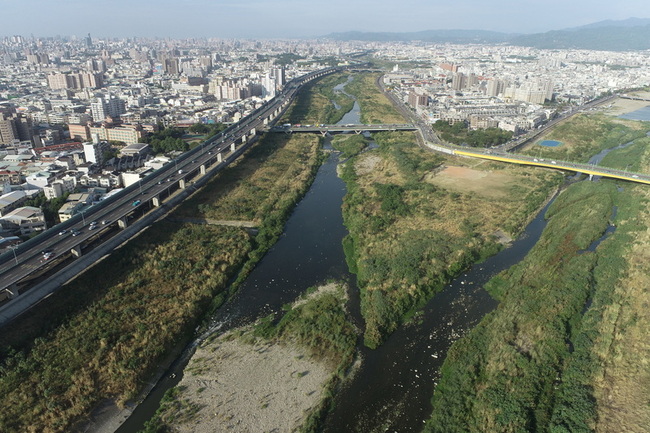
[132,200,141,206]
[41,252,54,261]
[102,220,110,225]
[58,229,68,235]
[71,230,81,236]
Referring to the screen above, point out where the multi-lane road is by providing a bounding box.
[0,65,345,306]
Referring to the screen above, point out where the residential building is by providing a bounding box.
[0,206,47,236]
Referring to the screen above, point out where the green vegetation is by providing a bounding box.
[425,110,650,432]
[0,223,252,433]
[143,284,357,433]
[344,73,405,124]
[331,134,368,158]
[599,135,650,172]
[187,122,226,135]
[142,124,226,154]
[524,113,650,163]
[281,72,354,125]
[425,180,618,433]
[253,285,356,365]
[142,127,189,153]
[432,120,513,147]
[24,192,70,226]
[177,132,323,291]
[340,130,562,348]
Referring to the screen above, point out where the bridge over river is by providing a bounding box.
[266,123,418,135]
[270,122,650,185]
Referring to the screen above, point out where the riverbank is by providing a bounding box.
[521,112,648,162]
[425,113,650,432]
[151,330,332,433]
[0,130,325,433]
[601,92,650,116]
[340,129,563,348]
[146,281,357,433]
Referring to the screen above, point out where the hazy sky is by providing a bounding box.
[4,0,650,39]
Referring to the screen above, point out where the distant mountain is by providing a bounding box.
[510,24,650,50]
[325,29,514,44]
[324,18,650,51]
[566,17,650,31]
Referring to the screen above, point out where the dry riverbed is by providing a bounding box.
[160,330,332,433]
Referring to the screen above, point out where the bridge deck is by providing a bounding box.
[454,150,650,185]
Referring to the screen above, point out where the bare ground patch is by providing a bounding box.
[426,165,526,200]
[601,93,650,116]
[168,332,332,433]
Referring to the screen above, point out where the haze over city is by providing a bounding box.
[4,0,650,38]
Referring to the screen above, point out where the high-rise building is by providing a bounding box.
[262,74,277,98]
[440,63,459,73]
[90,99,107,122]
[83,137,110,165]
[163,57,180,75]
[272,66,285,87]
[452,73,467,91]
[47,72,103,90]
[91,96,126,122]
[487,79,505,97]
[408,91,429,108]
[0,114,18,145]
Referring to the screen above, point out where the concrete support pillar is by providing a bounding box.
[250,128,256,136]
[230,142,236,152]
[179,179,186,189]
[200,164,206,175]
[70,244,82,258]
[263,117,269,125]
[118,217,128,229]
[152,196,161,207]
[217,152,223,162]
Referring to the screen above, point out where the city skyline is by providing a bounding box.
[3,0,650,39]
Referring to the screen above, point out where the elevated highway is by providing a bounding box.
[0,64,349,322]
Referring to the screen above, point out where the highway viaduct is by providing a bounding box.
[0,64,352,325]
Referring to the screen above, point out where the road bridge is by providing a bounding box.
[619,94,650,102]
[451,148,650,185]
[266,123,418,135]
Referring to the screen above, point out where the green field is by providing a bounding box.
[426,113,650,432]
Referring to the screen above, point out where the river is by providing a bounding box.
[118,79,558,433]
